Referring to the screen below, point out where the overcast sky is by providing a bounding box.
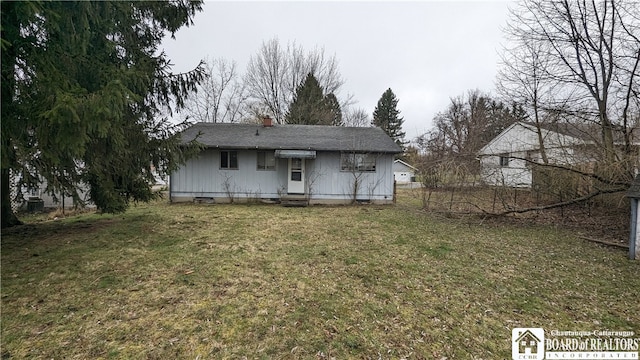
[161,1,513,141]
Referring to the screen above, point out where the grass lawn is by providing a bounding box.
[2,193,639,359]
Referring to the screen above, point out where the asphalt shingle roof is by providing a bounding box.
[527,121,639,144]
[180,123,403,153]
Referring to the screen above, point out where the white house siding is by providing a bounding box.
[479,122,538,187]
[10,170,94,210]
[306,152,395,203]
[170,149,396,204]
[39,189,93,209]
[480,152,532,188]
[394,172,412,184]
[479,123,583,187]
[170,149,286,202]
[393,161,416,184]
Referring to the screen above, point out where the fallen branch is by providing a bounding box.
[578,236,629,250]
[490,186,627,215]
[510,156,633,188]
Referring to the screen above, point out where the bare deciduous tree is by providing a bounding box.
[343,107,371,127]
[183,57,248,123]
[487,0,640,219]
[418,90,523,172]
[497,39,556,164]
[502,0,640,173]
[244,38,346,124]
[244,39,290,123]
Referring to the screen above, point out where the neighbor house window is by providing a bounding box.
[341,153,376,172]
[257,151,276,170]
[220,150,238,169]
[499,154,510,167]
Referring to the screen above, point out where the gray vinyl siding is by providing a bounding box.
[170,149,286,200]
[306,152,395,201]
[170,149,395,202]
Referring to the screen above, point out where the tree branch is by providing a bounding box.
[490,185,626,215]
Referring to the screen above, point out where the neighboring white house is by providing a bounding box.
[393,159,417,184]
[478,122,592,187]
[11,167,165,211]
[170,120,403,204]
[9,173,94,211]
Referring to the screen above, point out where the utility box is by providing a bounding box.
[27,197,44,213]
[626,175,640,260]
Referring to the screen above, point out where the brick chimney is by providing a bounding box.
[263,115,273,127]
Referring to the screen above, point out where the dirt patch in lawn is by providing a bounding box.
[1,217,117,247]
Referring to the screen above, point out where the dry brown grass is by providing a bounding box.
[402,186,630,244]
[1,194,639,359]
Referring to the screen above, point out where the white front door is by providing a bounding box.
[287,158,305,194]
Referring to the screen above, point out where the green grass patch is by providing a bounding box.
[2,197,639,358]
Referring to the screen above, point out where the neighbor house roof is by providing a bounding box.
[525,121,638,144]
[393,159,417,171]
[180,123,403,153]
[479,121,639,156]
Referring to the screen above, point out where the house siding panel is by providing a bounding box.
[480,153,532,188]
[393,160,416,184]
[171,149,285,201]
[307,152,395,202]
[479,123,585,187]
[170,150,395,204]
[171,149,215,196]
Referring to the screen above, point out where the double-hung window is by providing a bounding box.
[340,153,376,172]
[257,151,276,170]
[499,153,510,167]
[220,150,238,169]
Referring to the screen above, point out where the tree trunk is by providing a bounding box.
[532,98,549,164]
[601,115,616,163]
[1,2,22,229]
[1,168,22,228]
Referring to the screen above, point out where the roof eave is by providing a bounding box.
[195,145,402,153]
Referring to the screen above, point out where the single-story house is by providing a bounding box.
[9,173,94,211]
[393,159,417,184]
[478,121,638,187]
[170,119,403,204]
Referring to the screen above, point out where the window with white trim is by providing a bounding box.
[257,151,275,170]
[341,153,376,172]
[220,150,238,169]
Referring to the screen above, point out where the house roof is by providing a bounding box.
[533,122,596,141]
[179,123,403,153]
[478,122,535,156]
[521,121,640,144]
[479,121,639,156]
[393,159,417,171]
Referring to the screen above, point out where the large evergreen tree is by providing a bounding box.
[285,73,342,126]
[1,1,205,228]
[372,88,406,148]
[323,93,343,126]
